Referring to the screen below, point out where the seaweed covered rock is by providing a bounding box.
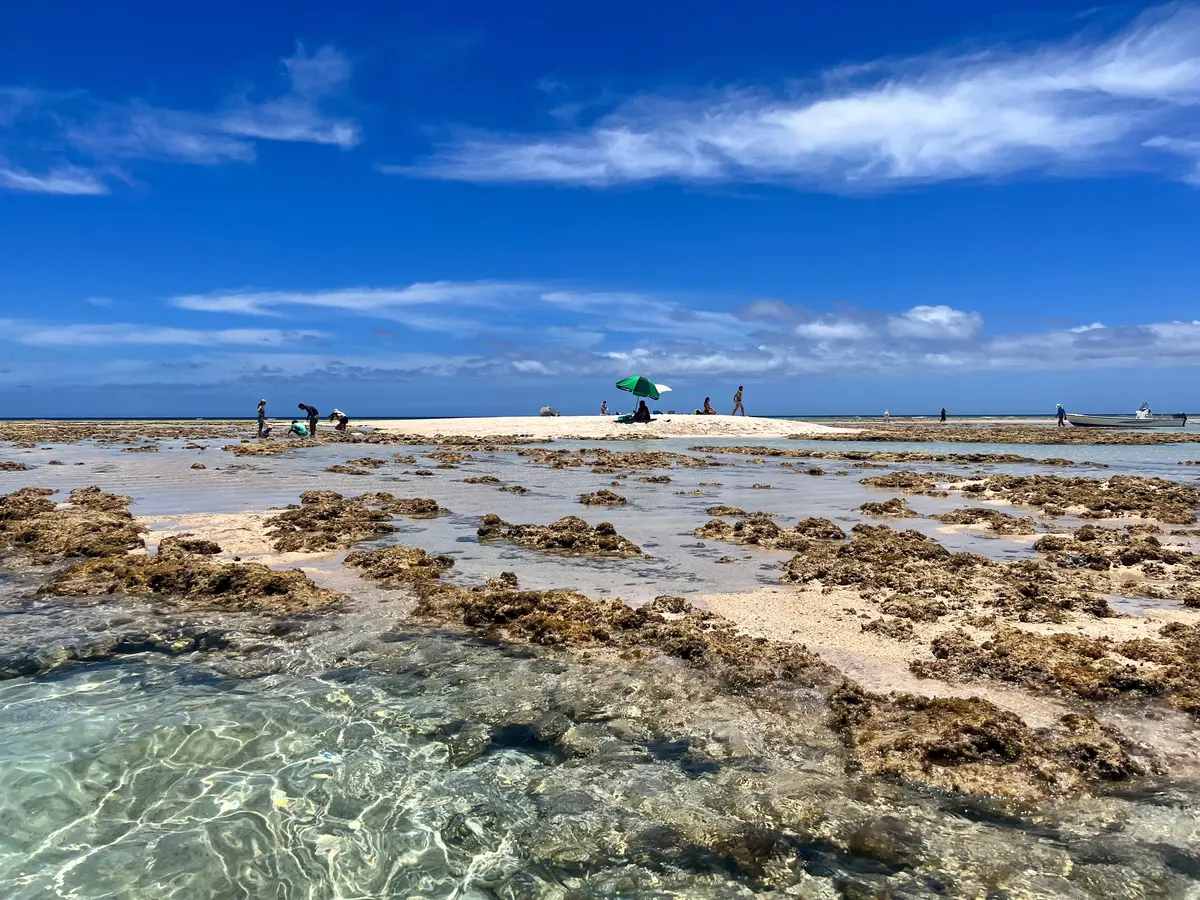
[694,513,837,552]
[706,505,747,517]
[794,518,847,541]
[0,461,31,471]
[41,554,345,615]
[828,682,1146,799]
[934,507,1037,534]
[344,545,454,585]
[463,475,501,485]
[264,491,449,552]
[157,534,222,557]
[266,491,398,551]
[0,626,231,680]
[413,575,833,692]
[579,489,627,506]
[0,486,146,561]
[783,524,979,598]
[223,440,319,456]
[860,472,941,494]
[346,457,388,468]
[910,627,1199,713]
[859,497,917,518]
[956,473,1200,525]
[477,514,642,557]
[325,464,369,475]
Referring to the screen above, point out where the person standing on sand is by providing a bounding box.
[884,409,890,422]
[600,400,608,415]
[1056,404,1066,427]
[940,407,948,423]
[256,399,267,437]
[732,386,746,416]
[298,403,319,436]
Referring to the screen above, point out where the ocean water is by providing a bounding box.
[2,436,1200,898]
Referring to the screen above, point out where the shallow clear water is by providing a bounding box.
[3,437,1200,898]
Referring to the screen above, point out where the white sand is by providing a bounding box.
[354,414,854,440]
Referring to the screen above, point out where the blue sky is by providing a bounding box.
[2,0,1200,417]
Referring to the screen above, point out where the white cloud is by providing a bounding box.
[0,320,324,348]
[888,305,983,340]
[0,161,109,195]
[1,45,358,194]
[794,318,873,341]
[172,281,533,315]
[397,5,1200,190]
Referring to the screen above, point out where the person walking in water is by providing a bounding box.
[256,399,267,437]
[732,385,746,416]
[298,403,319,436]
[940,407,948,423]
[1056,404,1066,428]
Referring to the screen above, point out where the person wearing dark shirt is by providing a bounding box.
[632,400,651,423]
[940,407,948,423]
[256,399,267,437]
[298,403,319,435]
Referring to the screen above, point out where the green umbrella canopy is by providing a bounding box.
[615,375,660,401]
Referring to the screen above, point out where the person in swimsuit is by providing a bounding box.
[600,400,608,415]
[703,397,716,415]
[298,403,319,435]
[256,399,267,437]
[732,386,745,416]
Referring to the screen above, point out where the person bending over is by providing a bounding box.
[288,419,309,437]
[298,403,319,435]
[329,409,350,432]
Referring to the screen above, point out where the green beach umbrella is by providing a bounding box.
[615,375,661,401]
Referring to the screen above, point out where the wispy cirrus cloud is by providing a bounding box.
[0,45,359,194]
[171,281,534,316]
[0,320,325,348]
[393,4,1200,191]
[0,160,109,195]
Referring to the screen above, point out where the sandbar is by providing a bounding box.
[356,413,853,440]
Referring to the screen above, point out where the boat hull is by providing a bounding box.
[1064,413,1185,428]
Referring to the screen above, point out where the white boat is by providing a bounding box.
[1065,403,1188,428]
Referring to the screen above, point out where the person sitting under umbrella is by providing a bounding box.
[633,400,651,423]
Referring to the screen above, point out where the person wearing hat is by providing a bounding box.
[256,399,268,437]
[329,408,350,433]
[1056,404,1066,428]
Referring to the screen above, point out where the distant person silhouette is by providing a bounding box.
[940,407,947,423]
[732,386,746,416]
